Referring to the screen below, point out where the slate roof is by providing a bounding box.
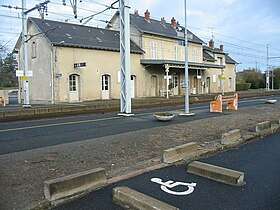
[129,14,204,44]
[29,17,143,54]
[225,54,238,64]
[108,12,203,44]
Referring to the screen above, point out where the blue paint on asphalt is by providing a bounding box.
[54,132,280,210]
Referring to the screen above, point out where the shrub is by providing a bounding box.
[236,83,251,91]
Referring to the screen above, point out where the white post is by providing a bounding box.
[22,0,31,107]
[165,65,169,99]
[184,0,190,113]
[119,0,132,115]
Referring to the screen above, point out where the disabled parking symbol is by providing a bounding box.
[151,177,196,196]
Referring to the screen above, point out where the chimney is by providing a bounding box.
[219,44,224,51]
[209,39,214,49]
[144,9,151,22]
[134,10,139,16]
[171,17,177,29]
[160,17,166,24]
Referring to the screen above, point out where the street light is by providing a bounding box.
[179,0,195,116]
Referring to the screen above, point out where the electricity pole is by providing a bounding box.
[268,56,280,90]
[119,0,132,116]
[20,0,49,107]
[21,0,31,107]
[266,44,270,91]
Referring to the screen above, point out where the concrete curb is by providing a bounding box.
[44,168,107,202]
[221,129,242,145]
[255,121,271,133]
[187,161,245,186]
[162,142,200,164]
[271,120,280,131]
[113,187,179,210]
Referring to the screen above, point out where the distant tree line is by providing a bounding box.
[237,67,280,90]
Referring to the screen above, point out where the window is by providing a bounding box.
[178,40,185,46]
[175,46,178,60]
[69,74,77,91]
[218,57,223,65]
[229,77,233,89]
[151,42,157,59]
[218,77,221,88]
[32,41,37,58]
[212,74,217,83]
[117,71,121,83]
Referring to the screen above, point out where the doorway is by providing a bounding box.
[101,74,110,99]
[151,75,158,97]
[206,77,211,94]
[131,75,136,98]
[69,74,80,102]
[171,75,179,95]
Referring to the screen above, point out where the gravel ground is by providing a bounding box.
[0,103,280,210]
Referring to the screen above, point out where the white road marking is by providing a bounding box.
[151,177,196,196]
[0,116,121,133]
[0,97,274,133]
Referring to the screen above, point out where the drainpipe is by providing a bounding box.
[50,45,55,104]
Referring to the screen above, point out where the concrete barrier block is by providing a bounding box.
[187,161,245,186]
[271,120,280,131]
[44,168,106,201]
[221,129,242,145]
[162,142,199,164]
[113,187,179,210]
[255,121,271,133]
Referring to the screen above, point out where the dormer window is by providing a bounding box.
[218,57,223,65]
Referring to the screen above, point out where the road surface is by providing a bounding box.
[0,96,278,155]
[54,132,280,210]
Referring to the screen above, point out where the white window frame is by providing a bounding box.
[151,42,157,59]
[175,45,178,60]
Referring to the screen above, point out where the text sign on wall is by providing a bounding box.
[74,62,86,68]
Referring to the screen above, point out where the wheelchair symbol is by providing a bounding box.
[151,177,196,196]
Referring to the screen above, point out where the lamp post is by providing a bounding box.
[180,0,195,116]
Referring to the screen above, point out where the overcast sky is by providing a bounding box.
[1,0,280,71]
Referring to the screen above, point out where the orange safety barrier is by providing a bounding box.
[210,93,238,113]
[0,97,5,107]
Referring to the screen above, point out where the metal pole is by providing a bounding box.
[119,0,132,115]
[22,0,30,107]
[266,44,270,91]
[221,70,225,95]
[272,66,274,90]
[184,0,189,113]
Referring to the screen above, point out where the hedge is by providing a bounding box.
[236,83,251,91]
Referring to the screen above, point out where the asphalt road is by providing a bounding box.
[54,132,280,210]
[0,96,278,155]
